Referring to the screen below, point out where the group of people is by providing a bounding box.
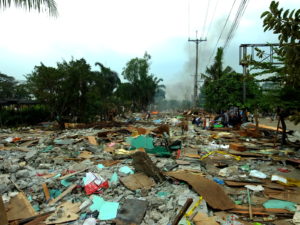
[192,107,254,129]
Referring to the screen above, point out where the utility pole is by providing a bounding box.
[188,34,207,107]
[242,45,247,104]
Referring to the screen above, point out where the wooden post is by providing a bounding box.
[172,198,193,225]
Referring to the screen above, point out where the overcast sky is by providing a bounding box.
[0,0,298,99]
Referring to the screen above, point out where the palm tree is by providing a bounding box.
[203,47,234,81]
[0,0,58,16]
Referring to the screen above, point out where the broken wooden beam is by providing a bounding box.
[172,198,193,225]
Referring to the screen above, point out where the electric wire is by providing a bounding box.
[201,0,210,38]
[223,0,249,50]
[206,0,237,67]
[205,0,220,39]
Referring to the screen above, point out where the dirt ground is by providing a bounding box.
[259,117,300,132]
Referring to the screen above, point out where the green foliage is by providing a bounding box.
[2,53,165,127]
[0,73,31,99]
[203,48,234,81]
[26,58,121,127]
[261,1,300,88]
[121,52,165,110]
[202,47,261,112]
[202,73,261,112]
[252,1,300,124]
[0,73,16,98]
[0,105,50,127]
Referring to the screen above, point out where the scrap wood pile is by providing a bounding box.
[0,112,300,225]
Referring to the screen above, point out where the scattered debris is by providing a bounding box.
[1,112,299,224]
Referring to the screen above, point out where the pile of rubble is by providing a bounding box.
[0,112,300,225]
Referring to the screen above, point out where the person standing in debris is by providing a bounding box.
[145,111,151,120]
[223,110,229,127]
[241,108,248,123]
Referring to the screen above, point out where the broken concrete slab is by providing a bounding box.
[115,199,148,225]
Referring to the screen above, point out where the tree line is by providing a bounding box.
[0,53,165,128]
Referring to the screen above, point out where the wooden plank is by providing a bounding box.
[23,213,51,225]
[264,188,300,204]
[58,169,87,180]
[172,198,193,225]
[49,184,77,205]
[42,183,50,201]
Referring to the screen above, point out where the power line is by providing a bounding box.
[205,0,220,38]
[223,0,249,50]
[187,0,191,38]
[201,0,210,38]
[224,0,246,49]
[206,0,237,68]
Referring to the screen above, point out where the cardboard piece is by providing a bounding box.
[152,124,170,135]
[165,170,235,210]
[0,196,8,225]
[224,180,262,187]
[95,160,120,167]
[176,160,191,165]
[229,143,246,152]
[120,173,155,191]
[6,192,37,221]
[128,126,150,135]
[264,188,300,204]
[183,153,201,159]
[78,151,93,159]
[192,212,219,225]
[230,204,294,215]
[87,136,98,145]
[115,199,148,225]
[45,201,80,224]
[49,184,77,205]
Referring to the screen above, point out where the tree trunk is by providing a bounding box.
[57,119,65,129]
[280,115,287,145]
